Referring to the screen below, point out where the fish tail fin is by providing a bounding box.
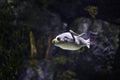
[86,38,90,48]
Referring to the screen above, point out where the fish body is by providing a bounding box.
[52,30,90,50]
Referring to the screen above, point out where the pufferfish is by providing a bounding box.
[52,30,90,50]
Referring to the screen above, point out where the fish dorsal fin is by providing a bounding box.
[69,32,75,42]
[69,30,85,37]
[69,30,79,36]
[78,33,85,37]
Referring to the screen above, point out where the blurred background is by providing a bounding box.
[0,0,120,80]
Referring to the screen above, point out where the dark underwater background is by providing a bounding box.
[0,0,120,80]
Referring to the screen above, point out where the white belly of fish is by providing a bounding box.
[55,42,82,50]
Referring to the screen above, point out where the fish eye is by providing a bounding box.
[57,37,60,41]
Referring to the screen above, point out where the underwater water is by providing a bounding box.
[0,0,120,80]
